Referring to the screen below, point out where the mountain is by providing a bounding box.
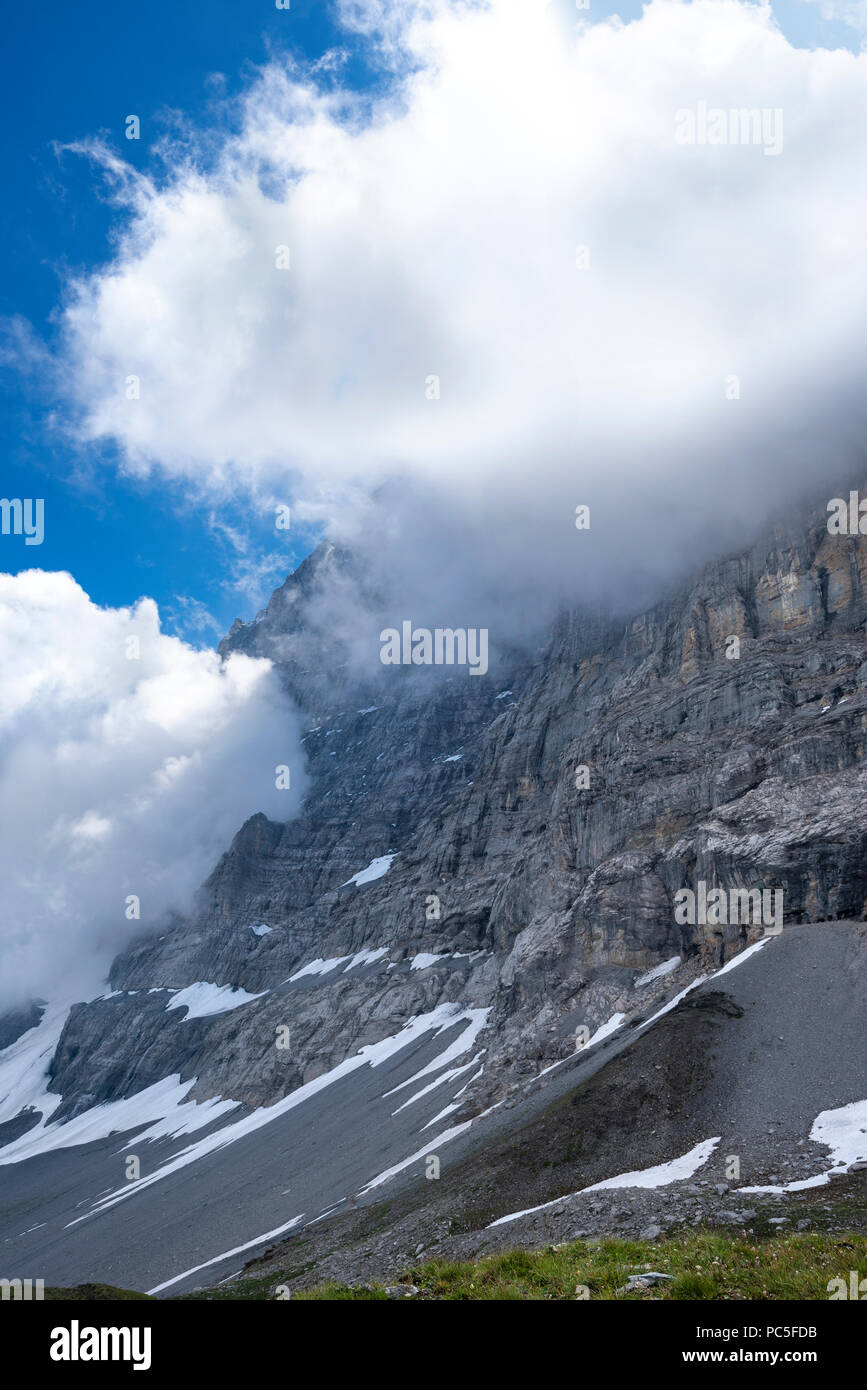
[1,484,866,1294]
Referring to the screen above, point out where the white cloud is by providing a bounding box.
[0,570,307,1011]
[56,0,867,500]
[40,0,867,658]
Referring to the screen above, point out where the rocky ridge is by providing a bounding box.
[39,484,867,1133]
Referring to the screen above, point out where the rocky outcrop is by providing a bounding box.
[43,486,867,1123]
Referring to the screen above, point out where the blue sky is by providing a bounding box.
[1,0,861,642]
[0,0,374,640]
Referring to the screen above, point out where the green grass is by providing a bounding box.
[43,1283,155,1301]
[178,1263,318,1301]
[215,1230,867,1301]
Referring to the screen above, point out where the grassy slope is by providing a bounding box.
[180,1229,867,1301]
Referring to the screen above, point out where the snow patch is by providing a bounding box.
[288,948,389,982]
[287,955,350,982]
[166,982,266,1020]
[342,854,397,887]
[384,1013,490,1098]
[423,1102,461,1129]
[410,952,447,971]
[0,1003,66,1131]
[740,1098,867,1194]
[410,949,488,971]
[587,1012,626,1047]
[147,1213,304,1295]
[358,1096,505,1196]
[487,1137,721,1228]
[641,978,707,1029]
[342,948,389,972]
[714,936,771,978]
[536,1013,626,1079]
[634,957,681,988]
[583,1136,721,1191]
[390,1053,484,1114]
[0,1073,241,1166]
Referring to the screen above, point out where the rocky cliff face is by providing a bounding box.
[45,487,867,1125]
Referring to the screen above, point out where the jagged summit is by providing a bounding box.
[219,541,350,660]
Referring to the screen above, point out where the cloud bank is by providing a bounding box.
[52,0,867,642]
[0,571,306,1011]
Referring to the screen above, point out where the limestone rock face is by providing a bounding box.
[44,488,867,1120]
